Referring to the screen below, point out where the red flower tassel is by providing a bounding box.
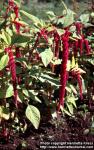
[5,47,18,107]
[8,0,14,7]
[75,22,82,35]
[84,39,91,55]
[78,37,83,56]
[58,31,70,111]
[12,21,25,34]
[40,28,48,43]
[14,5,19,19]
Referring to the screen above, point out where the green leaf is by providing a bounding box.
[0,20,7,30]
[0,54,9,70]
[25,105,40,129]
[6,85,13,98]
[29,90,41,103]
[20,10,40,26]
[1,30,11,45]
[70,84,77,94]
[80,14,89,24]
[23,89,29,97]
[39,73,60,86]
[60,106,72,116]
[67,96,77,108]
[40,48,53,67]
[11,34,30,45]
[66,103,73,114]
[14,0,21,7]
[46,11,56,20]
[63,9,75,27]
[0,106,10,120]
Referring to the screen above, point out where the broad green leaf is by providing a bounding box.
[11,34,30,45]
[51,59,61,65]
[70,84,77,94]
[0,54,9,70]
[0,49,4,53]
[63,9,75,27]
[23,89,29,97]
[65,86,71,93]
[39,73,60,86]
[56,28,65,36]
[1,30,11,45]
[66,103,73,114]
[29,90,41,103]
[0,20,7,30]
[46,11,55,17]
[46,11,56,20]
[40,48,53,67]
[67,60,71,71]
[25,105,40,129]
[0,106,10,120]
[6,85,13,98]
[80,14,89,24]
[71,55,75,68]
[67,96,77,108]
[60,106,72,116]
[14,0,21,7]
[20,10,40,26]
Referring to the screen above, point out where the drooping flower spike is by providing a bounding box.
[12,20,26,34]
[84,39,91,54]
[70,67,85,100]
[5,47,18,107]
[58,30,70,111]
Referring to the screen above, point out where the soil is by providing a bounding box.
[0,110,94,150]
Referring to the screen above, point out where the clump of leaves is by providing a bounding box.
[0,0,94,141]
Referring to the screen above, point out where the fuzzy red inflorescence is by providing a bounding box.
[14,5,19,19]
[84,39,91,54]
[58,31,70,111]
[78,37,84,56]
[5,47,18,107]
[12,21,25,34]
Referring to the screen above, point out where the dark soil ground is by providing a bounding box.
[0,111,94,150]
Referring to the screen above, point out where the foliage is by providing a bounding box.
[0,0,94,140]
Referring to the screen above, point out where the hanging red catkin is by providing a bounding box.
[77,73,83,100]
[75,22,82,35]
[5,47,18,108]
[54,32,60,58]
[12,21,25,34]
[84,39,91,55]
[78,38,83,56]
[75,22,84,56]
[8,0,14,7]
[58,31,70,111]
[14,5,19,19]
[40,28,48,43]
